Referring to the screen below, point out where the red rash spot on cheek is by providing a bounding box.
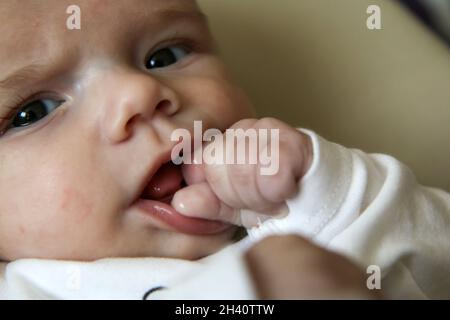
[60,187,94,222]
[60,187,76,211]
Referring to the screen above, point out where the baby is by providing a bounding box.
[0,0,449,299]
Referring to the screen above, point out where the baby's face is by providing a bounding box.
[0,0,253,261]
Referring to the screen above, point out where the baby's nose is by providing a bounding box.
[99,72,180,143]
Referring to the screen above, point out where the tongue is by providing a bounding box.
[142,162,183,200]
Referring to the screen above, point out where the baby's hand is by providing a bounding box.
[171,118,313,227]
[245,235,379,299]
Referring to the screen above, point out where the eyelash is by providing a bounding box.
[146,36,202,63]
[0,92,32,132]
[0,90,63,136]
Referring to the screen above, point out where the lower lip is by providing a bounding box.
[135,198,233,235]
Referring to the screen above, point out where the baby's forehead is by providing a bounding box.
[0,0,203,77]
[1,0,200,34]
[1,0,198,15]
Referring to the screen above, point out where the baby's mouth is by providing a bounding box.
[139,161,186,204]
[135,160,233,235]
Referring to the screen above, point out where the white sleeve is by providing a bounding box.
[245,129,450,299]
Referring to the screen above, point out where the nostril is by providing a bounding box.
[156,99,177,115]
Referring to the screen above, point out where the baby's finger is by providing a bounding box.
[172,182,243,225]
[172,182,285,227]
[180,146,207,185]
[181,162,206,185]
[172,182,226,220]
[202,131,279,211]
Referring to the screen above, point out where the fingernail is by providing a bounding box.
[171,193,188,215]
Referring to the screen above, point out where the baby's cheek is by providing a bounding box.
[28,169,93,222]
[0,188,83,260]
[211,83,254,127]
[17,173,96,241]
[5,185,98,259]
[59,186,94,223]
[185,76,255,129]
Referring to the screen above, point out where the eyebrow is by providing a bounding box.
[0,63,47,91]
[155,8,209,25]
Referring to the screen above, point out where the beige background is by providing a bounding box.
[197,0,450,191]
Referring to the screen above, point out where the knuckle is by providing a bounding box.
[230,118,258,130]
[258,164,298,202]
[257,117,280,127]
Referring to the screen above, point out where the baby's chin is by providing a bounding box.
[144,226,241,261]
[109,227,240,261]
[1,230,236,262]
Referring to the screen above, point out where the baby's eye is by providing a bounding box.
[11,98,64,128]
[146,45,191,69]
